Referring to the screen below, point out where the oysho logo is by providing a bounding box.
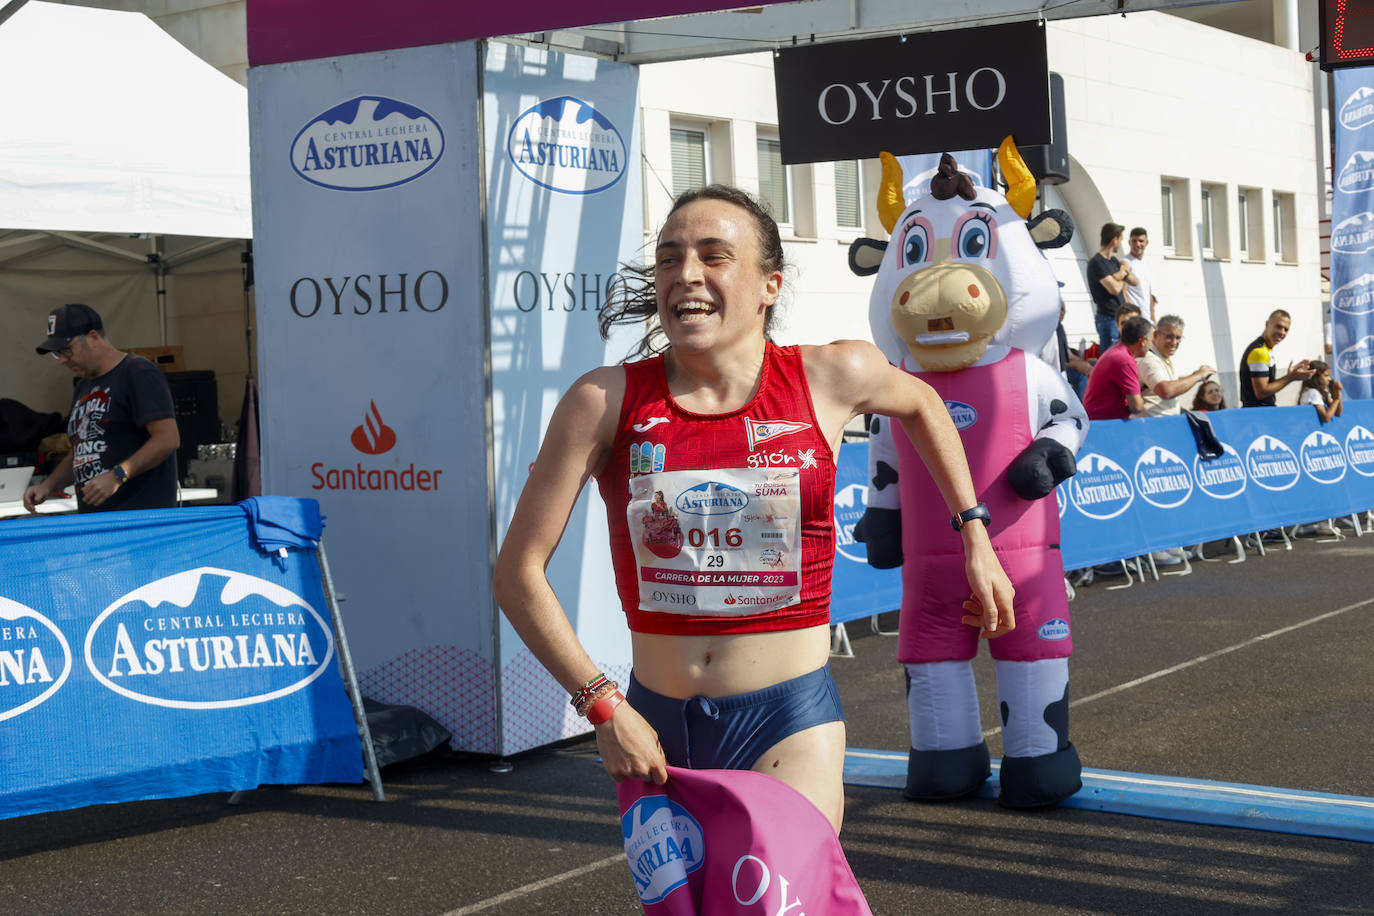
[1245,435,1300,491]
[1331,212,1374,254]
[1346,425,1374,477]
[1037,618,1070,641]
[85,568,336,709]
[291,96,444,191]
[676,481,748,516]
[1134,446,1193,509]
[1332,273,1374,316]
[351,401,396,455]
[1337,335,1374,377]
[622,796,704,905]
[0,595,72,723]
[1193,443,1247,500]
[944,400,978,430]
[1300,430,1347,484]
[1338,152,1374,195]
[1069,453,1133,520]
[507,96,627,195]
[1340,85,1374,130]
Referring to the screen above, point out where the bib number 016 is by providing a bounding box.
[687,526,743,549]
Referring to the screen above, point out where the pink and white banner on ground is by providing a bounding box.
[618,767,873,915]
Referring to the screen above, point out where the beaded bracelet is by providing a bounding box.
[574,679,619,718]
[569,673,610,710]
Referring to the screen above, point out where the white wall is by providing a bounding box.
[638,11,1324,407]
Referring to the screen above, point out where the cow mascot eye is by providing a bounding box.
[899,216,933,268]
[953,211,998,260]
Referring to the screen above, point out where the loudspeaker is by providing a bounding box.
[1021,72,1069,185]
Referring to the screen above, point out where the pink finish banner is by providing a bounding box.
[617,767,872,914]
[246,0,792,65]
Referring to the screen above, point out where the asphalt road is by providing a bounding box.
[3,529,1372,915]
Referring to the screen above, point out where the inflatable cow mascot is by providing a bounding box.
[849,138,1087,808]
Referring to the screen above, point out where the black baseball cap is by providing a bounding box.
[36,304,102,355]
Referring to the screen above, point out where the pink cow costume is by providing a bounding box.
[849,139,1088,808]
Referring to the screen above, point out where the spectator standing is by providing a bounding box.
[1137,315,1215,417]
[1086,223,1135,350]
[1082,316,1152,420]
[1122,228,1158,322]
[1191,379,1227,411]
[1239,309,1313,407]
[24,304,180,513]
[1300,360,1343,422]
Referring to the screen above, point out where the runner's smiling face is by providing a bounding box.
[654,199,781,353]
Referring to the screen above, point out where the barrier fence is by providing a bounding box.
[0,501,370,821]
[830,402,1374,623]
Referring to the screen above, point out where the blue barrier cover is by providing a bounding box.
[1059,402,1374,569]
[830,442,902,625]
[0,503,363,821]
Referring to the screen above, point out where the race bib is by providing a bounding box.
[628,468,801,615]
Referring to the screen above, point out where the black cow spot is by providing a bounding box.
[1049,399,1068,415]
[869,416,882,435]
[872,460,899,491]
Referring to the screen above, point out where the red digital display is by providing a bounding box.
[1323,0,1374,70]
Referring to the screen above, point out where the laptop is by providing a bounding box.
[0,466,35,502]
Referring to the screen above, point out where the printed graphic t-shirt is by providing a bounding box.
[596,344,836,636]
[1239,335,1277,407]
[68,355,178,511]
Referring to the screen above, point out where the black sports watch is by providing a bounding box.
[950,502,991,531]
[112,464,130,485]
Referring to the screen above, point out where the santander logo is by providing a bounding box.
[310,400,443,493]
[351,401,397,455]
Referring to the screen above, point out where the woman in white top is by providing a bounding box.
[1299,360,1343,423]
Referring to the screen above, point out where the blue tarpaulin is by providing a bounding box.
[0,501,362,821]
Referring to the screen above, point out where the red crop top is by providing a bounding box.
[595,343,837,635]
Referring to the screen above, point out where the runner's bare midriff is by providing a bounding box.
[631,624,830,698]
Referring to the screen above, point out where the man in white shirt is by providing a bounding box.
[1137,315,1215,417]
[1122,227,1157,323]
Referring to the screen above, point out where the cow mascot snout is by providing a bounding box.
[849,137,1087,808]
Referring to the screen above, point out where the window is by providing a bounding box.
[834,160,864,231]
[669,126,708,198]
[1160,183,1174,249]
[1161,177,1192,257]
[1273,191,1297,263]
[1201,182,1229,259]
[756,135,790,225]
[1238,186,1264,260]
[1199,187,1213,256]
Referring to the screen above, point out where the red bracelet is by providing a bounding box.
[585,690,624,725]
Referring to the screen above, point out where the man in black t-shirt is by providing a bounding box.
[1086,222,1137,351]
[24,304,180,513]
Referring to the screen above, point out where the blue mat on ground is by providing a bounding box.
[844,748,1374,844]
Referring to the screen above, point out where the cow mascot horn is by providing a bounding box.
[848,137,1087,808]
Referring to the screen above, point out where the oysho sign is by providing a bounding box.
[772,21,1050,164]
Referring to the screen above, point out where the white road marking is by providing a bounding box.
[439,852,624,915]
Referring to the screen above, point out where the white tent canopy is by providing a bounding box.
[0,0,253,424]
[0,0,250,238]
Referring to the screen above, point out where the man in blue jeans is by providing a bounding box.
[1086,222,1136,350]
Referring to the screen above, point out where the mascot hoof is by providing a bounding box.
[903,742,991,801]
[997,742,1082,809]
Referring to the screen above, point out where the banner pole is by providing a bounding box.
[317,538,385,802]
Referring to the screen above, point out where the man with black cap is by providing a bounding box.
[24,304,180,513]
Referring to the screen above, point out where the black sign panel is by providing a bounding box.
[1320,0,1374,71]
[773,21,1050,165]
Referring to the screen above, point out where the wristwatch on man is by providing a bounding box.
[950,502,991,531]
[111,464,130,485]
